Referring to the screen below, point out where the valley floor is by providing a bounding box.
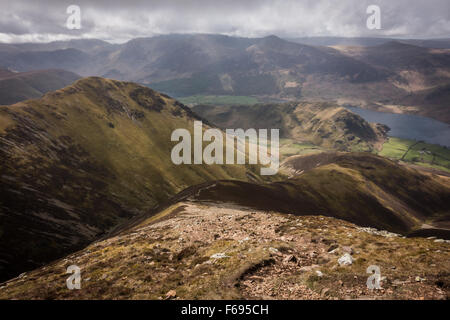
[1,202,448,300]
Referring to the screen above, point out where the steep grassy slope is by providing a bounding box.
[0,77,262,281]
[193,102,388,152]
[0,69,80,105]
[180,153,450,235]
[1,202,448,300]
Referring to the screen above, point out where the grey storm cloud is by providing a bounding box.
[0,0,449,43]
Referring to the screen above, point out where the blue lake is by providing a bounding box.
[345,106,450,148]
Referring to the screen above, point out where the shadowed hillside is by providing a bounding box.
[1,154,449,299]
[174,153,450,236]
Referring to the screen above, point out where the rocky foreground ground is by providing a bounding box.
[0,201,449,300]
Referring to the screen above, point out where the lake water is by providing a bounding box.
[345,106,450,148]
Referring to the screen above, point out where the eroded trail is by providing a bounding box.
[1,202,448,300]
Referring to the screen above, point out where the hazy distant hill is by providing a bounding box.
[337,41,450,75]
[13,39,114,54]
[333,41,450,122]
[0,68,80,104]
[0,34,391,90]
[288,37,450,49]
[146,35,389,97]
[0,48,91,73]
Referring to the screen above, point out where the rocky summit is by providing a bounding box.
[0,201,448,300]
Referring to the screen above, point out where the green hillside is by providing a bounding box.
[193,102,388,152]
[0,77,264,281]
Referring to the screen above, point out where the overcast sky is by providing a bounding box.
[0,0,449,43]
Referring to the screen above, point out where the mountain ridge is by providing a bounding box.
[1,153,449,300]
[0,76,263,281]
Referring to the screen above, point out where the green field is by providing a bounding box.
[377,137,450,172]
[179,95,259,106]
[244,138,325,162]
[279,139,325,159]
[270,136,450,172]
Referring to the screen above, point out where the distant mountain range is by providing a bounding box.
[0,34,449,122]
[0,68,80,105]
[287,37,450,49]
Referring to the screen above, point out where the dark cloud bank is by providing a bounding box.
[0,0,449,43]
